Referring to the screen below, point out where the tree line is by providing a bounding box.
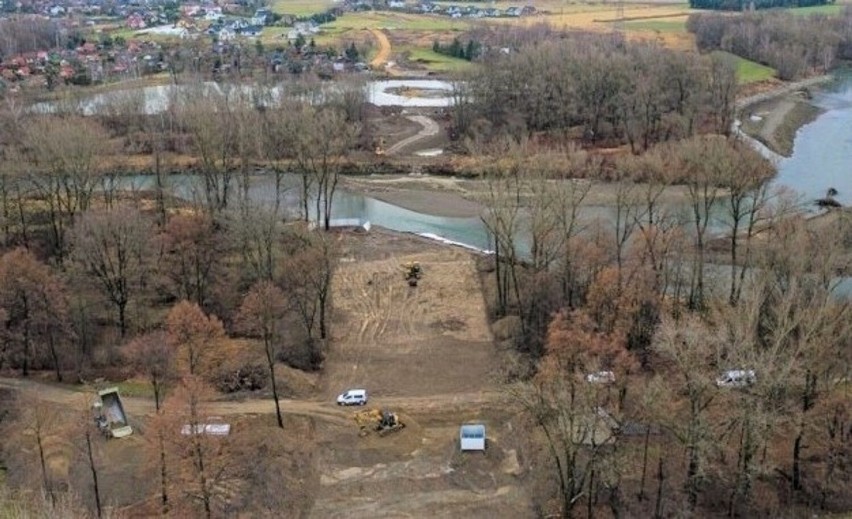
[475,135,851,517]
[0,78,364,383]
[432,37,482,61]
[688,8,852,79]
[455,32,737,151]
[689,0,831,11]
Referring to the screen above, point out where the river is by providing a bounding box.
[772,70,852,206]
[96,72,852,253]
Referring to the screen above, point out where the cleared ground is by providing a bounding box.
[0,230,531,517]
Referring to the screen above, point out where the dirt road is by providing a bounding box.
[385,114,440,155]
[369,28,391,70]
[0,376,504,425]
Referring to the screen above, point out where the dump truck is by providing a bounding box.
[92,387,133,439]
[353,408,405,437]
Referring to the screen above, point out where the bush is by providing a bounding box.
[210,362,267,393]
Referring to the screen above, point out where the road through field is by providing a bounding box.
[369,28,392,70]
[0,376,505,425]
[385,114,440,155]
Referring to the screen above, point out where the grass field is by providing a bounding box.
[270,0,338,16]
[402,47,476,72]
[786,3,846,15]
[714,51,777,84]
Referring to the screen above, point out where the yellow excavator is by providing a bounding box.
[353,408,405,437]
[402,261,422,287]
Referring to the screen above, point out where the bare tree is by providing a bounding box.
[68,207,152,337]
[515,311,631,518]
[160,213,220,309]
[289,105,358,229]
[237,281,287,429]
[0,248,72,379]
[125,331,177,411]
[651,316,720,510]
[279,227,338,346]
[24,116,110,257]
[179,86,239,212]
[155,376,235,518]
[166,300,226,377]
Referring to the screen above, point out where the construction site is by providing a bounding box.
[0,228,534,518]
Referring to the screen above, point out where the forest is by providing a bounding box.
[687,8,852,79]
[687,0,831,10]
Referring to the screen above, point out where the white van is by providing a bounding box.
[337,389,368,406]
[716,370,756,388]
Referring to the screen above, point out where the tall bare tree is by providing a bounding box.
[68,207,152,336]
[24,116,109,257]
[237,281,287,429]
[289,105,358,229]
[0,248,72,379]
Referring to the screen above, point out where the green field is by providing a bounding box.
[715,51,776,84]
[786,3,845,15]
[271,0,338,16]
[403,47,475,72]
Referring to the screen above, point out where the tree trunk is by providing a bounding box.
[792,431,803,491]
[85,430,103,518]
[265,337,284,429]
[638,426,650,501]
[654,456,665,519]
[16,185,29,249]
[159,431,168,509]
[36,424,54,506]
[118,300,128,337]
[48,333,62,382]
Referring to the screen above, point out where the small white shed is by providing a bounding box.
[459,424,486,451]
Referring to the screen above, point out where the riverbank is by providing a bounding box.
[340,174,697,219]
[736,74,833,157]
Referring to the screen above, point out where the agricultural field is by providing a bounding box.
[715,51,778,84]
[399,47,475,73]
[270,0,339,16]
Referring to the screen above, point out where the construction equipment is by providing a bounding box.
[92,387,133,439]
[353,408,406,437]
[402,261,422,287]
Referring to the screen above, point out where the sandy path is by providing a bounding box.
[385,114,440,155]
[369,28,391,70]
[0,376,504,424]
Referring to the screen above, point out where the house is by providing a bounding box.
[218,28,235,41]
[240,25,263,37]
[204,7,223,20]
[126,13,146,29]
[251,8,271,26]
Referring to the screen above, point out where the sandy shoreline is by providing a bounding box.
[341,175,697,219]
[736,74,833,156]
[340,176,485,218]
